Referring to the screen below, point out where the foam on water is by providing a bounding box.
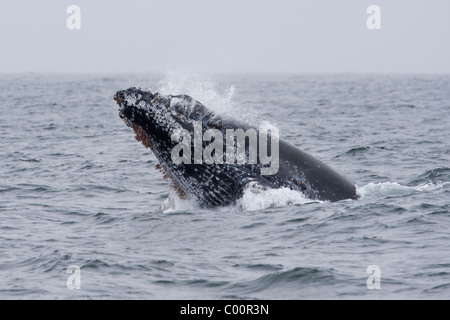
[413,181,450,192]
[160,186,313,213]
[159,192,201,213]
[357,181,449,199]
[163,180,448,213]
[237,186,313,211]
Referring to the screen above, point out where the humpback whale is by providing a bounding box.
[114,87,358,207]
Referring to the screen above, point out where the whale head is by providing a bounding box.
[114,87,250,206]
[114,88,214,149]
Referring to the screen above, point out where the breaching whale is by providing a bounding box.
[114,87,358,207]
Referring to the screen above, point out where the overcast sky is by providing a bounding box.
[0,0,449,73]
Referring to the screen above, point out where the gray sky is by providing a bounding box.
[1,0,449,73]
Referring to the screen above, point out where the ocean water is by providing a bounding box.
[0,73,449,299]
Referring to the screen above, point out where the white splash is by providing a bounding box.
[159,192,200,213]
[413,181,450,192]
[159,185,315,213]
[237,185,313,211]
[357,181,449,199]
[259,120,280,133]
[156,71,257,120]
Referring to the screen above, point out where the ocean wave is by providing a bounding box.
[227,267,336,295]
[408,167,450,185]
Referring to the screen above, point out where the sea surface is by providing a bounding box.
[0,73,449,299]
